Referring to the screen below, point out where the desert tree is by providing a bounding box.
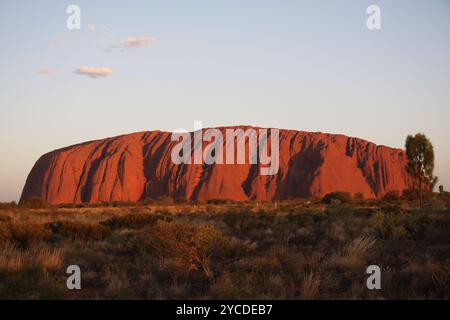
[405,133,438,207]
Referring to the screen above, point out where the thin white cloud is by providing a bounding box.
[104,36,155,52]
[73,66,113,78]
[122,36,154,48]
[38,68,56,76]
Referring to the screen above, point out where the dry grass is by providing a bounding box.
[141,221,243,279]
[328,236,377,270]
[0,242,25,273]
[302,272,321,299]
[341,236,377,258]
[0,199,448,299]
[32,246,64,271]
[0,242,63,273]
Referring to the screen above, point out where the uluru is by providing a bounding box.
[20,127,412,204]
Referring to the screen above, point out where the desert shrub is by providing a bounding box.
[354,192,364,201]
[389,259,450,299]
[56,203,76,209]
[371,210,425,240]
[325,204,355,219]
[0,202,17,210]
[207,199,235,205]
[373,211,399,240]
[326,222,347,243]
[424,213,450,245]
[110,201,137,208]
[289,228,317,246]
[158,196,174,205]
[256,211,276,224]
[222,211,255,236]
[140,197,157,206]
[402,188,419,201]
[47,221,110,241]
[209,272,241,299]
[404,212,428,240]
[20,197,48,209]
[141,221,244,279]
[10,221,52,247]
[383,190,400,202]
[0,214,12,222]
[0,267,65,299]
[0,222,12,241]
[102,265,137,299]
[101,214,162,230]
[361,198,383,207]
[209,271,269,299]
[440,193,450,208]
[322,191,353,205]
[423,197,446,213]
[380,203,403,215]
[174,197,189,204]
[286,211,316,228]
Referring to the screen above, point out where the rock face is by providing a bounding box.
[20,127,412,204]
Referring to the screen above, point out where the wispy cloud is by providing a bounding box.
[38,68,56,76]
[73,66,113,78]
[104,36,155,52]
[122,36,154,48]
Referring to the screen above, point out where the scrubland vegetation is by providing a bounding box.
[0,191,449,300]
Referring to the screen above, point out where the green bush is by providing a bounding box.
[404,212,428,240]
[110,201,137,208]
[158,196,174,205]
[222,211,256,236]
[402,188,419,201]
[322,191,353,205]
[354,192,364,201]
[101,214,163,230]
[47,221,110,241]
[423,197,446,213]
[372,210,430,240]
[207,199,235,205]
[20,197,47,209]
[0,267,65,299]
[140,197,157,206]
[0,202,17,210]
[383,190,400,202]
[10,221,52,247]
[0,222,12,241]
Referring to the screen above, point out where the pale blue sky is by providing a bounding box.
[0,0,449,201]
